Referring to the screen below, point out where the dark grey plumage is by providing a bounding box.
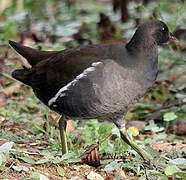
[9,19,175,162]
[48,20,167,121]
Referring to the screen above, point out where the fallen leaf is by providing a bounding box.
[80,144,100,167]
[87,171,104,180]
[151,143,186,152]
[173,120,186,135]
[104,161,122,172]
[164,165,182,176]
[114,168,127,179]
[12,165,29,172]
[56,166,64,176]
[169,158,186,165]
[0,141,14,153]
[127,127,139,137]
[19,156,36,164]
[1,83,21,96]
[104,172,115,180]
[163,112,178,122]
[0,93,6,106]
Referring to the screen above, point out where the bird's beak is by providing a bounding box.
[169,32,180,46]
[169,32,176,40]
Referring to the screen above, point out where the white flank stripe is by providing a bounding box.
[48,62,102,106]
[92,62,102,66]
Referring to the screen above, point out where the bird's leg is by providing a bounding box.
[119,127,153,162]
[59,115,68,155]
[114,117,153,163]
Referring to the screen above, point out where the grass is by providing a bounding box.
[0,0,186,179]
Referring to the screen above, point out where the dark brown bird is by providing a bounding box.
[9,20,175,164]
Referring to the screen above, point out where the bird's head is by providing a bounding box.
[138,20,176,45]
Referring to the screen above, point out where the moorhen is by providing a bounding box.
[9,20,175,164]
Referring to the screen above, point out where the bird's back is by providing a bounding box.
[10,40,157,120]
[11,43,126,104]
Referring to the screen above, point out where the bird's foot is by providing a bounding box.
[140,156,168,172]
[119,127,166,170]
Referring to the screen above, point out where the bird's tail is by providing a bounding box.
[11,69,32,86]
[9,40,58,67]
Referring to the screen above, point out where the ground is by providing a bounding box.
[0,0,186,179]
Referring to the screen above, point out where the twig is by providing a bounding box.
[144,102,186,121]
[150,102,186,113]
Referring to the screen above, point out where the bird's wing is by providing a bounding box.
[48,59,144,119]
[11,43,120,106]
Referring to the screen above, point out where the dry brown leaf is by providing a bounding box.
[167,120,186,136]
[105,172,115,180]
[151,143,186,152]
[1,121,25,129]
[80,144,100,167]
[1,83,21,96]
[114,168,127,179]
[0,92,6,106]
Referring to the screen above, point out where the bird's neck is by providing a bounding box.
[126,33,158,66]
[125,33,158,82]
[126,33,157,56]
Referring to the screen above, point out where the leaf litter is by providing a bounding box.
[0,0,186,179]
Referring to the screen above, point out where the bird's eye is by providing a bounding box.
[161,26,167,32]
